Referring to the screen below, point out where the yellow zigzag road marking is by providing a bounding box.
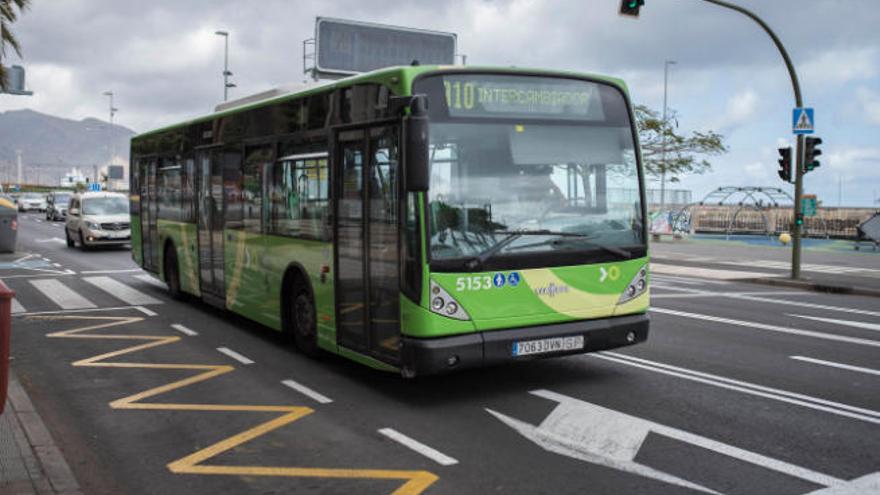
[36,315,438,494]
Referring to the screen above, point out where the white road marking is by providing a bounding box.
[135,306,157,316]
[490,389,848,492]
[134,274,167,289]
[29,279,96,309]
[281,379,333,404]
[377,428,458,466]
[80,269,143,275]
[83,276,162,305]
[789,314,880,333]
[52,263,61,268]
[171,323,197,336]
[216,347,254,365]
[15,306,153,317]
[651,291,817,299]
[791,356,880,377]
[651,263,777,280]
[651,274,731,285]
[35,238,66,244]
[0,270,76,280]
[652,285,880,317]
[13,254,36,263]
[11,298,25,314]
[595,352,880,425]
[652,307,880,348]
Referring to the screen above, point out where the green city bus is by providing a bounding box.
[130,65,649,376]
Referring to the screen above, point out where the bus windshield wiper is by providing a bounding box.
[506,235,631,258]
[466,233,523,270]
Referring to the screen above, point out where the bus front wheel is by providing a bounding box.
[291,288,319,357]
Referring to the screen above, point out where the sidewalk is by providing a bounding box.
[1,368,80,495]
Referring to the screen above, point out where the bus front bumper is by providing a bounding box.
[400,313,649,377]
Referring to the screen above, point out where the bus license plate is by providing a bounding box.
[513,335,584,357]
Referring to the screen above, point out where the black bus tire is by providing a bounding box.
[291,287,320,357]
[164,245,183,300]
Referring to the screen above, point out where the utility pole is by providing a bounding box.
[16,150,22,185]
[659,59,676,212]
[102,91,117,168]
[700,0,805,279]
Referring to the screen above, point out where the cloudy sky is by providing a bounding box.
[2,0,879,206]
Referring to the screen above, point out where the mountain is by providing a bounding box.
[0,109,135,185]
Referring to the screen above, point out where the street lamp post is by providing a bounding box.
[659,59,676,212]
[214,31,235,101]
[102,91,118,184]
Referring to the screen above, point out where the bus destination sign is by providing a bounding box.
[441,75,605,121]
[315,18,456,76]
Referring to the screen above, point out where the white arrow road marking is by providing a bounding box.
[789,314,880,333]
[599,267,608,283]
[791,356,880,377]
[489,389,850,494]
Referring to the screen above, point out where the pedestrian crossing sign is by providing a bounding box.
[88,182,101,192]
[792,107,814,135]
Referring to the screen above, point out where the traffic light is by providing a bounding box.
[777,147,792,183]
[804,136,822,173]
[619,0,645,17]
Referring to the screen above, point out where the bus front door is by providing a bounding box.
[196,149,225,301]
[334,125,401,363]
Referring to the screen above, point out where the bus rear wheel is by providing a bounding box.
[164,246,183,300]
[291,288,319,357]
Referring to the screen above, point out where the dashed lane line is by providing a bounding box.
[652,286,880,317]
[791,356,880,377]
[171,324,198,336]
[34,314,438,494]
[378,428,459,466]
[29,278,97,309]
[282,379,333,404]
[789,314,880,333]
[216,347,254,365]
[83,276,162,306]
[81,269,143,275]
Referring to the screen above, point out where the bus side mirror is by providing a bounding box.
[404,95,429,192]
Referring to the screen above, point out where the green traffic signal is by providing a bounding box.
[619,0,645,17]
[804,136,822,173]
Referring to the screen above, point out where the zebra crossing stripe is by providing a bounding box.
[29,279,97,309]
[11,298,25,314]
[134,274,167,289]
[83,276,162,305]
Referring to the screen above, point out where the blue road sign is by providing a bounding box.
[793,107,815,135]
[507,272,521,287]
[88,182,101,192]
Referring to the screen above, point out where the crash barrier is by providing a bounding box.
[0,279,13,414]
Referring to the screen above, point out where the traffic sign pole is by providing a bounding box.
[792,134,804,279]
[700,0,804,280]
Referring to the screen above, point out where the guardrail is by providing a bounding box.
[0,279,14,414]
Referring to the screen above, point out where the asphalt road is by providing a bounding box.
[5,212,880,495]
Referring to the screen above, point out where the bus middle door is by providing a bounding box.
[334,125,401,364]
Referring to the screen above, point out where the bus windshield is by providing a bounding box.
[83,196,128,215]
[415,73,644,266]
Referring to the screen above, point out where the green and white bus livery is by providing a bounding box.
[130,65,649,377]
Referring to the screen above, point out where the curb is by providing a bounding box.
[6,369,82,495]
[740,277,880,298]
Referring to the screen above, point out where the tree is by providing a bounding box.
[0,0,30,91]
[634,104,727,183]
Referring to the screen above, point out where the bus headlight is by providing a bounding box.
[429,281,470,321]
[618,264,648,304]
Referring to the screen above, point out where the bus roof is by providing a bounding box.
[133,65,629,140]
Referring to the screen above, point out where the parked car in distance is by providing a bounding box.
[45,191,72,221]
[65,192,131,249]
[17,192,47,212]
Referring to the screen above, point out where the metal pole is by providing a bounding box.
[660,60,676,212]
[700,0,804,279]
[223,34,229,101]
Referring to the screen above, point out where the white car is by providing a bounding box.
[46,191,72,221]
[17,192,48,212]
[65,192,131,249]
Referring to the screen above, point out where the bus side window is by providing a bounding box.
[270,155,328,239]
